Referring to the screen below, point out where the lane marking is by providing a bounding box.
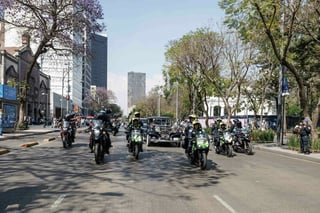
[51,194,66,209]
[214,195,237,213]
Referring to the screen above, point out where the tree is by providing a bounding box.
[83,87,116,114]
[0,0,104,126]
[219,0,320,137]
[163,27,223,127]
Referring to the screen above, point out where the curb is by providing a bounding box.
[21,142,39,148]
[0,149,10,155]
[254,144,320,163]
[43,137,56,142]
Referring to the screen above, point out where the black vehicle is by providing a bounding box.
[232,127,253,155]
[89,119,111,164]
[169,124,184,147]
[60,120,73,148]
[145,116,176,146]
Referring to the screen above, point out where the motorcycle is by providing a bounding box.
[232,128,253,155]
[215,131,233,157]
[60,120,72,148]
[111,121,120,136]
[187,131,210,170]
[89,119,111,164]
[128,129,143,160]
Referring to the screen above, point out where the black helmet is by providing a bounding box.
[106,108,112,114]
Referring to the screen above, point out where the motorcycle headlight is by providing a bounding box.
[94,129,100,139]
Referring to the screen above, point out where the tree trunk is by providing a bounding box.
[18,101,25,125]
[311,97,320,139]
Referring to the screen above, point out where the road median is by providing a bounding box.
[21,142,39,148]
[0,149,10,155]
[43,137,56,142]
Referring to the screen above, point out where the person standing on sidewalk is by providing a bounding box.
[299,118,312,154]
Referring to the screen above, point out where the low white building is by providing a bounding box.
[202,96,277,128]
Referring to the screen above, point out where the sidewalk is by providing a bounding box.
[0,124,60,141]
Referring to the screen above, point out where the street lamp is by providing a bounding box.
[41,92,49,127]
[61,65,70,118]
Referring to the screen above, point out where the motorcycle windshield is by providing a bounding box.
[92,119,103,129]
[196,133,209,148]
[223,132,233,143]
[62,120,70,129]
[131,130,142,142]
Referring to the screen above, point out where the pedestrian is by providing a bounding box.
[43,117,47,128]
[293,121,303,152]
[299,118,312,154]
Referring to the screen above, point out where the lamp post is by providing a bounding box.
[61,65,70,118]
[41,92,49,127]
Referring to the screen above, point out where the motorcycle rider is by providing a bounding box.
[89,108,113,154]
[126,111,144,140]
[212,118,223,147]
[183,114,197,153]
[215,119,227,150]
[127,116,143,152]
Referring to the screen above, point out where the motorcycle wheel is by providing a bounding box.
[134,143,140,160]
[146,135,151,147]
[62,139,67,148]
[245,143,253,155]
[200,152,207,170]
[215,146,220,154]
[67,136,72,147]
[227,144,233,157]
[94,143,103,164]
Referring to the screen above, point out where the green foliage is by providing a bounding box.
[288,136,320,152]
[16,121,29,130]
[286,103,302,117]
[288,136,300,150]
[251,130,275,143]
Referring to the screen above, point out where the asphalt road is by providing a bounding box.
[0,129,320,213]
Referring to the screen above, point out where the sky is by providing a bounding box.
[101,0,225,115]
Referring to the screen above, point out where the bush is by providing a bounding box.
[16,121,29,130]
[288,136,320,152]
[251,130,275,143]
[288,136,300,150]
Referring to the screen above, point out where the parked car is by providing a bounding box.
[146,116,180,147]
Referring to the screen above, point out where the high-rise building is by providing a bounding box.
[91,33,108,89]
[127,72,146,110]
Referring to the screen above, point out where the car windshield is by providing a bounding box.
[153,118,172,126]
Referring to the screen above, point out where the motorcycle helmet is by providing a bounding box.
[192,119,201,129]
[189,114,197,120]
[134,111,140,118]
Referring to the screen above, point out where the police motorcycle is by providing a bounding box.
[126,117,144,160]
[89,110,112,164]
[232,127,253,155]
[58,113,76,148]
[185,120,210,170]
[111,119,121,136]
[215,123,233,157]
[187,130,210,170]
[128,128,143,160]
